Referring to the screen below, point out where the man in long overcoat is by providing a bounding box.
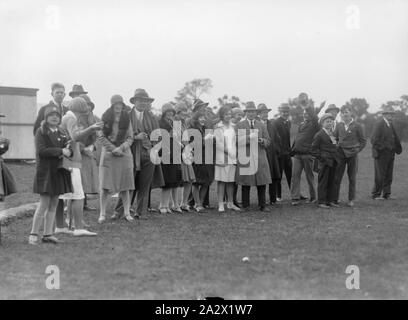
[371,106,402,200]
[236,102,272,212]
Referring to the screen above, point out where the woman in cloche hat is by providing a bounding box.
[98,95,135,223]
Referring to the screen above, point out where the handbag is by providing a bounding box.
[58,156,73,172]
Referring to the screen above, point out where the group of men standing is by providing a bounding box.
[259,92,402,208]
[31,84,403,220]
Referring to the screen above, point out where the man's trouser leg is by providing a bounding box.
[290,155,303,200]
[318,164,330,204]
[372,154,387,198]
[346,155,358,201]
[333,154,346,202]
[303,155,316,200]
[135,150,155,215]
[382,153,395,198]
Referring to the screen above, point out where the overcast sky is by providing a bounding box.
[1,0,407,117]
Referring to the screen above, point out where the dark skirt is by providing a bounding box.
[192,163,214,185]
[33,165,73,196]
[161,163,182,188]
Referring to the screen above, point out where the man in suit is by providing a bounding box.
[333,105,366,207]
[274,104,292,201]
[115,89,163,219]
[290,94,319,206]
[371,106,402,200]
[33,83,68,135]
[311,114,341,208]
[257,104,281,205]
[236,102,272,212]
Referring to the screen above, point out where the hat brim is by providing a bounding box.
[192,102,209,113]
[326,107,340,113]
[111,101,126,108]
[69,91,88,98]
[130,96,155,104]
[380,111,395,114]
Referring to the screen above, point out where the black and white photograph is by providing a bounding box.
[1,0,408,303]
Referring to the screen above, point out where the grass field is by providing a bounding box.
[1,144,408,299]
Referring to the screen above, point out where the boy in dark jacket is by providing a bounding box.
[311,114,341,208]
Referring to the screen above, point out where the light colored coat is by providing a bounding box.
[235,119,272,186]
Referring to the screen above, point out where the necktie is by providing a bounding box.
[250,120,254,129]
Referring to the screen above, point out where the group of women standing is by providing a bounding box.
[28,82,268,245]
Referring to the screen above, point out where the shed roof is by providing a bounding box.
[0,86,39,97]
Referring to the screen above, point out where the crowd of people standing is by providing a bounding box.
[23,83,403,245]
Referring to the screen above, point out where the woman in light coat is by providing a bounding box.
[98,95,135,223]
[214,105,240,212]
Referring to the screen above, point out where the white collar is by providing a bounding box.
[344,119,353,129]
[322,127,332,136]
[383,117,390,127]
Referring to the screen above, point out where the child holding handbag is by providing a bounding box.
[29,106,73,245]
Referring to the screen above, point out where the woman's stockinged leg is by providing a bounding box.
[160,188,171,209]
[71,199,84,229]
[44,196,59,236]
[217,182,226,206]
[192,184,202,207]
[120,191,131,217]
[181,183,192,206]
[31,195,51,235]
[99,189,109,219]
[226,182,234,204]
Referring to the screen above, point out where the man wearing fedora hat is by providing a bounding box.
[115,88,163,219]
[371,106,402,200]
[236,102,272,212]
[274,103,292,201]
[258,103,281,205]
[69,84,88,98]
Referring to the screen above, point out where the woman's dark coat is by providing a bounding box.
[33,124,73,196]
[159,117,182,188]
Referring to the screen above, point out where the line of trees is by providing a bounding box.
[175,78,408,141]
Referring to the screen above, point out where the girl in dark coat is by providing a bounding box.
[29,106,73,245]
[158,103,182,214]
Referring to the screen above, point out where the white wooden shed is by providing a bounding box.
[0,86,39,159]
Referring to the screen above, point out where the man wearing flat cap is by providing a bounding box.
[311,114,341,208]
[370,106,402,200]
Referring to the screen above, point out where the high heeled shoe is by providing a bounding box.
[98,216,106,224]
